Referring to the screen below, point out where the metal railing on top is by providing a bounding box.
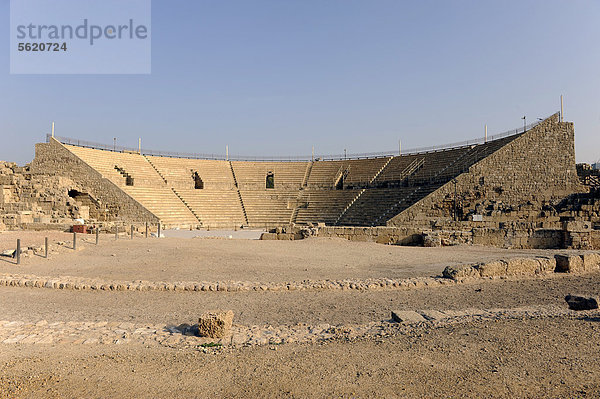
[47,113,555,162]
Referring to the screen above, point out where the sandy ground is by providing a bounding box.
[0,230,599,397]
[1,315,599,398]
[0,230,567,282]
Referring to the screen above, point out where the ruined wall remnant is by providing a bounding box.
[30,138,158,224]
[388,114,585,228]
[0,160,91,230]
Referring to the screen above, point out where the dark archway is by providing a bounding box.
[68,189,82,198]
[193,172,204,189]
[266,172,274,189]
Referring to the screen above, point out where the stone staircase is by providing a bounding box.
[302,161,313,187]
[174,189,246,228]
[171,188,203,225]
[369,156,394,184]
[144,156,168,184]
[240,190,297,228]
[295,190,361,225]
[229,161,249,226]
[333,189,366,225]
[122,186,200,227]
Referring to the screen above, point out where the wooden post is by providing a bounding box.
[145,222,148,238]
[73,232,77,250]
[157,223,161,238]
[45,237,48,258]
[16,239,21,265]
[96,227,99,245]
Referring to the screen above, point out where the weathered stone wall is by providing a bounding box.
[0,161,90,230]
[313,224,594,250]
[388,114,584,228]
[30,139,158,224]
[314,226,423,245]
[299,224,572,249]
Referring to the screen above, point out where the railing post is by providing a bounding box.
[145,222,148,238]
[73,232,77,250]
[96,227,99,245]
[16,239,21,265]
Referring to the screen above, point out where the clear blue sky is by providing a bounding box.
[1,0,599,164]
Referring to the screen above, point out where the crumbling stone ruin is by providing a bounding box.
[0,161,92,231]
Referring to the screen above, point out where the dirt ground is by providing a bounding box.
[0,230,567,282]
[1,230,599,398]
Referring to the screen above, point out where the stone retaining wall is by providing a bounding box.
[388,114,585,229]
[301,225,591,250]
[30,138,158,224]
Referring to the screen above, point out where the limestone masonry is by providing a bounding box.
[1,113,599,249]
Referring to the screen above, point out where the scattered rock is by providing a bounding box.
[391,310,427,323]
[418,310,447,321]
[198,310,234,338]
[564,294,599,311]
[1,249,16,258]
[177,323,199,336]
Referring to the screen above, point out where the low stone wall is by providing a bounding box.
[313,226,422,245]
[260,224,593,249]
[0,273,458,293]
[443,252,600,280]
[471,227,564,249]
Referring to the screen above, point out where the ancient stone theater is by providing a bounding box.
[2,113,599,249]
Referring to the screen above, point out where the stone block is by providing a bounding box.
[417,310,447,321]
[565,295,599,311]
[349,234,368,242]
[505,258,540,276]
[536,257,557,273]
[477,260,507,277]
[582,252,600,271]
[555,254,585,273]
[375,234,392,244]
[442,264,479,279]
[260,232,278,240]
[564,221,592,232]
[391,310,427,323]
[423,232,441,247]
[198,310,234,338]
